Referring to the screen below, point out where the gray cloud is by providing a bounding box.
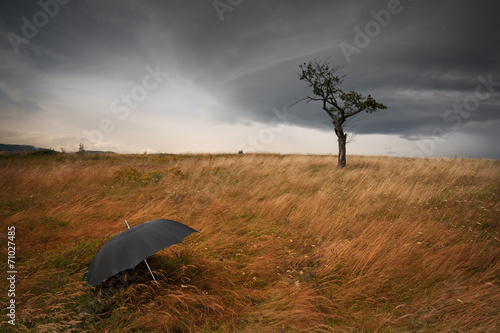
[0,0,499,157]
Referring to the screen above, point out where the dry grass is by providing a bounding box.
[0,152,499,332]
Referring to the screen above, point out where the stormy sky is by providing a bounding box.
[1,0,499,158]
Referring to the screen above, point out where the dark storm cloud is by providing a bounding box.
[0,0,499,156]
[157,0,498,146]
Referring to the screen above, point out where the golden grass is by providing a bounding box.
[0,153,499,332]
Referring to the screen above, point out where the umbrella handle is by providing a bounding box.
[143,259,156,281]
[125,220,156,282]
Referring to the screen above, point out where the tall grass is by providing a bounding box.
[0,153,499,332]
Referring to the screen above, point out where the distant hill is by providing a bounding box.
[0,144,115,154]
[0,144,41,152]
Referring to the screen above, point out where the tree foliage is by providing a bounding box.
[298,59,386,126]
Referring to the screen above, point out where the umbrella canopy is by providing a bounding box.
[83,219,198,287]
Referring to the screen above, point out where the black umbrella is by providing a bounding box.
[83,219,198,287]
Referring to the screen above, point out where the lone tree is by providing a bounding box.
[78,143,85,154]
[297,59,387,168]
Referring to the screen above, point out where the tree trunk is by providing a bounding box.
[335,127,347,168]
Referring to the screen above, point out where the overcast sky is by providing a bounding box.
[1,0,499,158]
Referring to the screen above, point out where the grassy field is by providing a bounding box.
[0,152,499,332]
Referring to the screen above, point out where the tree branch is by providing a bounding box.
[344,107,365,118]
